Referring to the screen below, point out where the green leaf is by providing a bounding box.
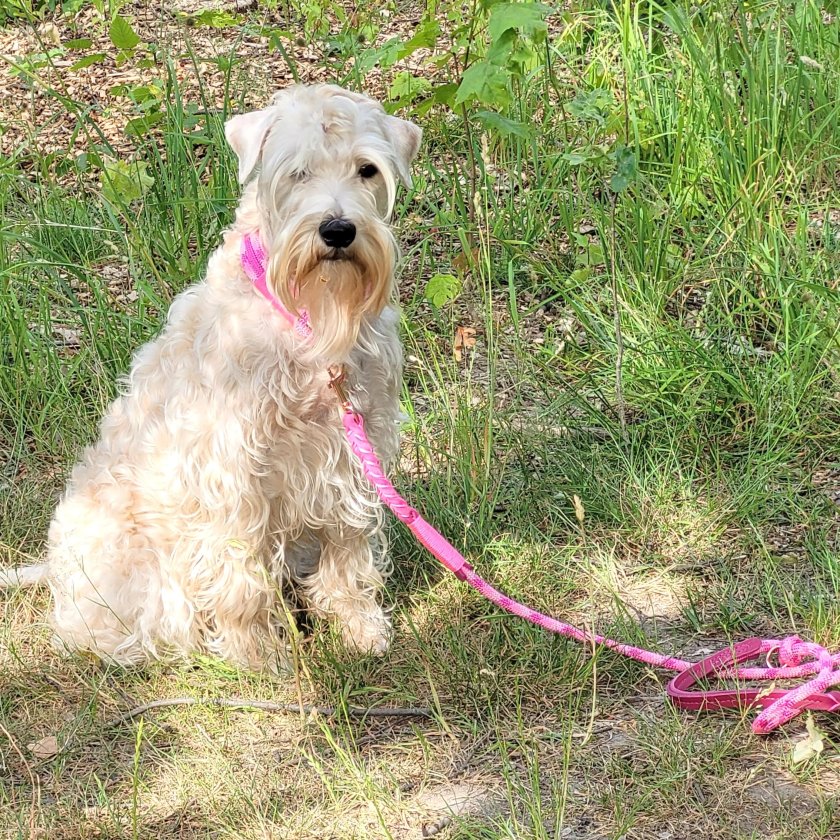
[424,273,462,308]
[125,83,164,105]
[486,29,515,65]
[358,37,403,73]
[609,144,638,192]
[109,14,141,50]
[561,151,593,165]
[399,19,439,58]
[62,0,89,15]
[65,38,93,50]
[474,110,531,138]
[574,237,605,268]
[430,83,458,106]
[388,71,432,103]
[568,88,614,125]
[101,158,155,207]
[184,9,240,28]
[507,38,539,72]
[69,53,106,71]
[9,49,64,79]
[211,56,236,72]
[86,151,104,170]
[454,61,511,108]
[411,83,458,115]
[124,112,164,137]
[488,2,552,42]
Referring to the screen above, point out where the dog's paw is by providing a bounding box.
[340,610,392,656]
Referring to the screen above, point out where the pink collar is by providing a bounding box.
[241,232,312,338]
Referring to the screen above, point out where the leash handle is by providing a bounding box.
[667,639,840,732]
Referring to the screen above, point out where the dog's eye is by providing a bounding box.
[291,170,309,182]
[358,164,379,179]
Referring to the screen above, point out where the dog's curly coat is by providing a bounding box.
[2,85,422,668]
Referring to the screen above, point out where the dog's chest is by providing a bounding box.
[257,311,402,504]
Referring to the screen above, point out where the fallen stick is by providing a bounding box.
[105,697,433,727]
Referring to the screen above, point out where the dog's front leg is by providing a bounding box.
[302,530,391,654]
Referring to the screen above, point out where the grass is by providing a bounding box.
[1,0,840,837]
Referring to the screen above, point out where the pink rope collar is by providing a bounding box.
[242,232,840,734]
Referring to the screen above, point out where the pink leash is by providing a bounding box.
[242,233,840,734]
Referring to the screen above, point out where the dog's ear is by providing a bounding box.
[225,108,274,184]
[384,115,422,188]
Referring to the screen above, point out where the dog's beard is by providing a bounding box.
[268,221,395,361]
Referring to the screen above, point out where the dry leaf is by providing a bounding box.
[27,735,59,760]
[38,22,61,46]
[572,494,586,528]
[53,326,81,348]
[453,326,476,362]
[452,247,481,277]
[792,713,824,764]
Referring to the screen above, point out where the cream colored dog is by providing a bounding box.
[1,85,421,669]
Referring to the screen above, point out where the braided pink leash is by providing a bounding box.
[242,232,840,734]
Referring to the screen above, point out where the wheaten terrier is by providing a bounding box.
[2,84,422,669]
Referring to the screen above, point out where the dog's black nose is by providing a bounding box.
[318,218,356,249]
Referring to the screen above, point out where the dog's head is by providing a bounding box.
[225,85,422,359]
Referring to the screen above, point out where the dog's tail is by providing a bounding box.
[0,564,48,588]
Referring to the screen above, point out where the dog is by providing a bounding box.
[1,84,422,670]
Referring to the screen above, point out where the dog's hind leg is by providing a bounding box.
[45,489,168,665]
[48,556,157,665]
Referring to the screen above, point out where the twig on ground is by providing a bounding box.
[104,697,433,728]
